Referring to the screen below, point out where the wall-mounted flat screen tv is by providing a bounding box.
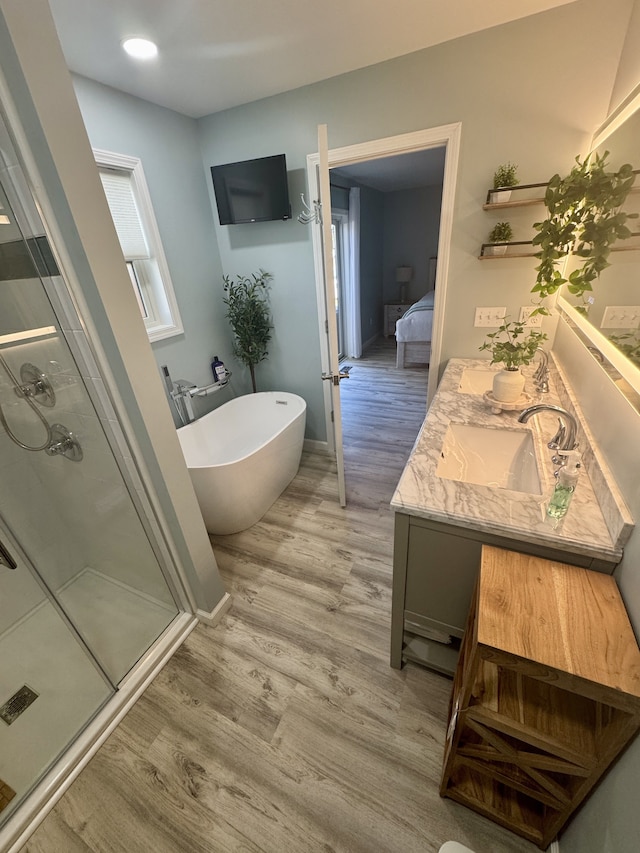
[210,154,291,224]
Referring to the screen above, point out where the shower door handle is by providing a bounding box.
[0,539,17,570]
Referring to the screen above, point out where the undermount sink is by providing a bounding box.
[436,423,542,495]
[458,367,499,394]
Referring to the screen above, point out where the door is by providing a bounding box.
[317,124,347,506]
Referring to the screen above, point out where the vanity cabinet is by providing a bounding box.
[390,512,619,676]
[440,545,640,849]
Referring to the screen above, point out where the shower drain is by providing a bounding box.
[0,685,39,725]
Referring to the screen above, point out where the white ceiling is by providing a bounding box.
[48,0,575,119]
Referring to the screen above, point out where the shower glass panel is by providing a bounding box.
[0,116,180,823]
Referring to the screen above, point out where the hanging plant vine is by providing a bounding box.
[531,152,637,314]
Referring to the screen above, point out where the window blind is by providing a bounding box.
[99,169,149,259]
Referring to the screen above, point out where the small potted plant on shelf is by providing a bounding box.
[492,162,519,203]
[480,318,547,402]
[486,221,513,255]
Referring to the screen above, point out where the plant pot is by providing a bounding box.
[491,189,512,204]
[492,367,525,403]
[486,244,508,256]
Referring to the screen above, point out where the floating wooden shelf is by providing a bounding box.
[441,545,640,850]
[483,181,548,209]
[479,241,536,259]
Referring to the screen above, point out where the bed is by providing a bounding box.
[394,291,434,368]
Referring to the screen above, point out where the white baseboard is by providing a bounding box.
[196,591,232,626]
[303,438,329,454]
[549,840,560,853]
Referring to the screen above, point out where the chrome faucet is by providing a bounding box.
[161,364,197,426]
[532,348,550,393]
[518,404,579,469]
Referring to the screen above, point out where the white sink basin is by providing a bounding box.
[436,423,542,494]
[458,367,499,394]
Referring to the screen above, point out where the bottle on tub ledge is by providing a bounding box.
[211,355,227,384]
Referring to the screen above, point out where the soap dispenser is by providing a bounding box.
[547,449,581,520]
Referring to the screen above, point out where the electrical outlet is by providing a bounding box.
[474,307,506,327]
[519,306,543,327]
[601,305,640,329]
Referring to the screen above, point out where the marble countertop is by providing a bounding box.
[391,358,625,564]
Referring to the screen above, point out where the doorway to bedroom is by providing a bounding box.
[329,145,446,369]
[308,123,461,506]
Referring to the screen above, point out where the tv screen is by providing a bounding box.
[210,154,291,224]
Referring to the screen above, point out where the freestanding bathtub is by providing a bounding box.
[177,391,306,535]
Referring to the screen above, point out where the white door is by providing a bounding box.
[317,124,348,506]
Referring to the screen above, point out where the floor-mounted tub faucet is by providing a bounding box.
[161,364,197,426]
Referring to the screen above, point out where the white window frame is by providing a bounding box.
[93,148,183,343]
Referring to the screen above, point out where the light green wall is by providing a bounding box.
[72,75,230,424]
[197,0,632,438]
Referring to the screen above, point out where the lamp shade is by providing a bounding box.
[396,265,412,283]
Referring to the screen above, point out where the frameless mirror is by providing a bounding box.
[557,92,640,413]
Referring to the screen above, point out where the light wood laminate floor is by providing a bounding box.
[24,340,536,853]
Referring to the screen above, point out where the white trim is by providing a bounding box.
[196,591,232,625]
[93,148,184,343]
[1,613,197,853]
[549,839,560,853]
[591,87,640,150]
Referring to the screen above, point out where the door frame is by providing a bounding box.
[307,123,462,453]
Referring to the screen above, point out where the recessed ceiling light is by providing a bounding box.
[122,38,158,60]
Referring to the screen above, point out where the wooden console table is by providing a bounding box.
[440,545,640,850]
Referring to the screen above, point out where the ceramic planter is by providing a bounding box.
[492,367,525,402]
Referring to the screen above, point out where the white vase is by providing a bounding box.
[493,368,525,403]
[491,189,512,204]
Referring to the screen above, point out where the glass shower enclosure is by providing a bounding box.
[0,110,182,826]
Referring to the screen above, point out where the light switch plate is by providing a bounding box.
[474,307,506,327]
[601,306,640,329]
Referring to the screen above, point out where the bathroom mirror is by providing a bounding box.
[557,90,640,413]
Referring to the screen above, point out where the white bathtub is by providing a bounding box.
[177,391,306,535]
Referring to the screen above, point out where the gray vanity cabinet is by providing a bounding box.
[390,511,619,676]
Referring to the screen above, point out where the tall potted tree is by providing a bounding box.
[223,270,273,393]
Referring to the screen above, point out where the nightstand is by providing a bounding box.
[384,303,409,337]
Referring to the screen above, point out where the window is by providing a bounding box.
[94,149,183,342]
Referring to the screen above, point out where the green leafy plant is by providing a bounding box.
[609,332,640,367]
[493,163,519,189]
[488,221,513,243]
[531,152,637,309]
[480,319,547,370]
[222,269,273,393]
